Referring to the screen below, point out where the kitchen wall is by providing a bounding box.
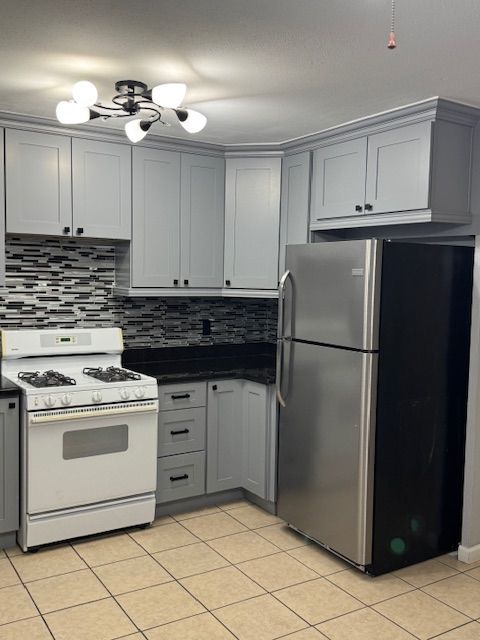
[0,237,278,348]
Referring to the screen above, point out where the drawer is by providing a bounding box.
[158,408,206,457]
[156,452,205,504]
[158,382,206,410]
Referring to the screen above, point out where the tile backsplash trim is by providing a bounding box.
[0,237,278,349]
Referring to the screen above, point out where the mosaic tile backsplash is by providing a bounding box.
[0,237,278,349]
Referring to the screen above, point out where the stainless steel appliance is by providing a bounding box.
[1,328,159,551]
[277,239,473,575]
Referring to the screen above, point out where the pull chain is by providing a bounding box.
[388,0,397,49]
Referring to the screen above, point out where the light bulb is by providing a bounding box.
[56,100,91,124]
[151,83,187,108]
[179,109,207,133]
[125,118,151,143]
[72,81,98,107]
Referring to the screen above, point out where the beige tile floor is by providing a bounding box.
[1,499,480,639]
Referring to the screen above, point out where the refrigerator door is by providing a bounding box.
[277,340,377,566]
[283,240,382,350]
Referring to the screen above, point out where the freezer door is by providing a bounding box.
[277,340,377,566]
[283,240,382,350]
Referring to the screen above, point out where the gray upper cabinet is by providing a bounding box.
[365,122,431,214]
[0,397,19,535]
[311,138,367,221]
[310,116,475,230]
[180,154,225,288]
[72,139,131,240]
[6,129,71,236]
[279,151,311,275]
[0,129,5,287]
[131,147,181,288]
[224,157,281,290]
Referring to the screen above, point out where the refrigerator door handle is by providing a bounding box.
[277,270,292,407]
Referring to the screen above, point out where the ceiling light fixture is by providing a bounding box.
[55,79,207,141]
[387,0,397,49]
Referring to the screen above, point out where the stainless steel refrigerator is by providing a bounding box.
[276,239,473,575]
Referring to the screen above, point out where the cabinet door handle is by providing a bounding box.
[225,280,231,286]
[8,402,16,409]
[170,428,190,435]
[76,227,84,235]
[364,203,373,211]
[355,205,363,212]
[171,393,191,400]
[170,474,189,482]
[63,226,71,234]
[173,279,179,286]
[212,384,218,391]
[184,279,189,286]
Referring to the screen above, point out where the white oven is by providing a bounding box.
[27,400,158,514]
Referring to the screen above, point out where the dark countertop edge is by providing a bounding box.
[153,371,276,386]
[0,377,21,396]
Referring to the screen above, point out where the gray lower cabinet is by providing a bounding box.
[206,379,274,499]
[6,129,72,236]
[0,397,19,535]
[206,380,243,492]
[224,157,281,290]
[158,407,206,457]
[279,151,311,275]
[72,138,131,240]
[156,452,206,503]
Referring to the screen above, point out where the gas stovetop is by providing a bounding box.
[83,366,142,383]
[18,370,77,388]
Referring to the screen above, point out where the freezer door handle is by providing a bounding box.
[277,270,292,407]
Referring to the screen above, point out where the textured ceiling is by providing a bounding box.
[0,0,479,144]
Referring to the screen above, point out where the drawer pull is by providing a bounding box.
[170,428,190,435]
[171,393,191,400]
[170,473,189,482]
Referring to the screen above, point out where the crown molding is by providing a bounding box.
[1,96,479,159]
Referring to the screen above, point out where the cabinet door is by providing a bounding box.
[0,397,19,534]
[206,381,243,493]
[132,147,180,287]
[6,129,72,236]
[279,152,311,275]
[311,137,367,220]
[242,381,267,499]
[365,122,432,214]
[0,129,5,286]
[72,139,131,240]
[181,154,225,288]
[224,157,281,289]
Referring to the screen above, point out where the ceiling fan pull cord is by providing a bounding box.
[388,0,397,49]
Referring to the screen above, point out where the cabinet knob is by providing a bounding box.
[212,384,218,391]
[76,227,84,235]
[63,226,71,234]
[355,205,363,212]
[225,280,231,287]
[173,279,179,286]
[364,203,373,211]
[184,279,189,286]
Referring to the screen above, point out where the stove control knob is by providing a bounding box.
[120,388,130,400]
[134,387,146,399]
[44,395,56,408]
[61,393,72,406]
[92,391,103,403]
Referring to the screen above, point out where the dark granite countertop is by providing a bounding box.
[0,376,21,397]
[123,342,276,386]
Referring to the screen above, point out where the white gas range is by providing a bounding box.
[1,327,159,552]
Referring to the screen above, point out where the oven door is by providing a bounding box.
[27,401,158,514]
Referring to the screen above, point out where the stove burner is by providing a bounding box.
[83,366,141,383]
[18,370,77,388]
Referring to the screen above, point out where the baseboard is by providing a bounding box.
[458,543,480,563]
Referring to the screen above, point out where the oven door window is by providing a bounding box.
[63,424,128,460]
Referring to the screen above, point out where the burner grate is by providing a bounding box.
[18,370,77,388]
[83,366,141,383]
